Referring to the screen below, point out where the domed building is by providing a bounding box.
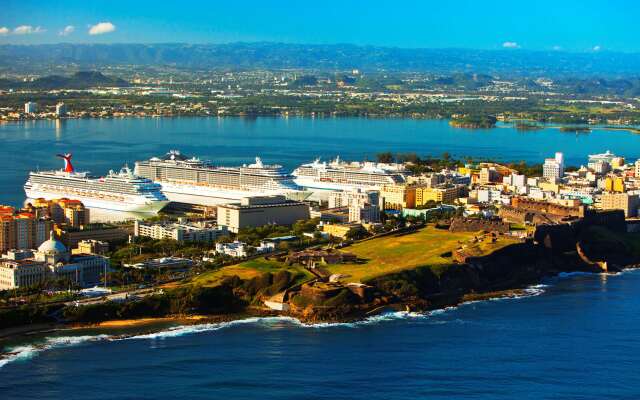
[0,231,109,290]
[35,234,70,264]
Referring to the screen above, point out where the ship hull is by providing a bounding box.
[292,178,381,192]
[158,182,310,206]
[24,188,168,213]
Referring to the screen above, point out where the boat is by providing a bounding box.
[292,156,407,193]
[24,154,169,213]
[134,150,310,206]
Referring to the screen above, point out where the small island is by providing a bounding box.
[449,114,497,129]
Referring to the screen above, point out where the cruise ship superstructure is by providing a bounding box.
[292,157,407,193]
[134,151,309,206]
[24,154,169,213]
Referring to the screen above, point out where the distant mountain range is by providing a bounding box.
[1,43,640,77]
[0,71,129,90]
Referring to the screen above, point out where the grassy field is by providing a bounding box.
[187,226,519,287]
[189,258,314,288]
[325,226,518,283]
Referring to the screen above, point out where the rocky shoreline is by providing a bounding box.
[0,269,623,350]
[2,219,639,346]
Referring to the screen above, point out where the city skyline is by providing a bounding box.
[1,0,639,52]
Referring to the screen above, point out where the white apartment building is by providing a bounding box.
[477,188,503,204]
[214,240,276,258]
[55,102,67,117]
[24,101,37,114]
[503,173,527,188]
[134,220,228,242]
[543,152,564,181]
[329,189,381,223]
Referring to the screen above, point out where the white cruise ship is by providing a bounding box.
[24,154,169,213]
[134,151,309,206]
[292,157,407,193]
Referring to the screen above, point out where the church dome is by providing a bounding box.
[38,237,67,254]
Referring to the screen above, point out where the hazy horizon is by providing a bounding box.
[1,0,639,52]
[2,41,640,55]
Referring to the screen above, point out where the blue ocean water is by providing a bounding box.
[2,271,640,399]
[1,117,640,206]
[2,117,640,398]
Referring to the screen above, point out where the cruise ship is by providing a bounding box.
[24,154,169,213]
[292,157,407,193]
[134,151,309,206]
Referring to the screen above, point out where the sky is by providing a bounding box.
[0,0,639,52]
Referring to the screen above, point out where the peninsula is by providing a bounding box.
[2,149,640,337]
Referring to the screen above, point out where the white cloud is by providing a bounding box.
[59,25,75,36]
[502,41,520,49]
[0,27,9,36]
[13,25,45,35]
[552,45,562,51]
[88,22,116,35]
[593,45,601,51]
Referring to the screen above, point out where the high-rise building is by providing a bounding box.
[347,190,380,223]
[55,102,67,117]
[380,184,416,210]
[24,101,38,114]
[611,157,625,169]
[60,199,90,228]
[26,198,90,228]
[604,176,626,193]
[0,215,17,253]
[479,167,500,185]
[601,192,639,217]
[328,189,380,223]
[543,152,564,181]
[591,160,610,175]
[0,209,52,253]
[503,174,527,188]
[415,185,462,206]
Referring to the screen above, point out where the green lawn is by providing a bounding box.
[189,258,314,288]
[326,226,518,283]
[188,226,518,287]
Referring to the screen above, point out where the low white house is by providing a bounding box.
[213,240,276,258]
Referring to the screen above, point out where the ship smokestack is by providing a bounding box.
[56,153,74,173]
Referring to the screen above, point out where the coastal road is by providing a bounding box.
[65,288,159,307]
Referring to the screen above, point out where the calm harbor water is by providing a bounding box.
[2,117,640,399]
[1,117,640,206]
[2,271,640,399]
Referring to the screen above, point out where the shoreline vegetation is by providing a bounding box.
[0,287,543,343]
[449,115,498,128]
[2,222,639,347]
[0,277,629,348]
[3,114,639,136]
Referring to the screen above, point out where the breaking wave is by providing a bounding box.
[0,335,110,369]
[0,281,551,369]
[124,312,433,340]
